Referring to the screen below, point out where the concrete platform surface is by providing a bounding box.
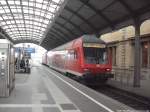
[0,64,134,112]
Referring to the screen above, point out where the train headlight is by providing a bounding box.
[106,68,111,71]
[84,68,89,72]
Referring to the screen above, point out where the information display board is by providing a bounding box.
[15,47,35,53]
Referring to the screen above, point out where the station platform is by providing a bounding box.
[0,64,134,112]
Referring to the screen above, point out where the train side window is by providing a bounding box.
[68,50,78,60]
[68,50,74,60]
[74,50,78,59]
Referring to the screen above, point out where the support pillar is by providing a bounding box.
[133,18,141,87]
[95,33,101,38]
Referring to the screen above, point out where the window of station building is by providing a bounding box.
[141,42,148,67]
[109,46,116,66]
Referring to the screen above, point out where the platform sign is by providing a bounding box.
[24,48,35,53]
[24,52,31,58]
[15,47,35,53]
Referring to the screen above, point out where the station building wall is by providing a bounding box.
[101,19,150,98]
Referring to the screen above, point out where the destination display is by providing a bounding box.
[83,43,106,48]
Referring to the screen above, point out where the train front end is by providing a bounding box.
[81,36,114,83]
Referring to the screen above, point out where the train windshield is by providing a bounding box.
[83,47,108,64]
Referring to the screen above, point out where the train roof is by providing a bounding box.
[82,35,105,44]
[52,35,105,51]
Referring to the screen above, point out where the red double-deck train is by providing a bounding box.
[42,35,113,84]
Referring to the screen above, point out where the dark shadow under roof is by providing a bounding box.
[40,0,150,50]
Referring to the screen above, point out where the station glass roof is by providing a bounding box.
[0,0,64,42]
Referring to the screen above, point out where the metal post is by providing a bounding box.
[133,18,141,87]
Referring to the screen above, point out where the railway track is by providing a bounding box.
[69,74,150,110]
[48,67,150,111]
[92,85,150,111]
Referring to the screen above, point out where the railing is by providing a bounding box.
[111,67,134,86]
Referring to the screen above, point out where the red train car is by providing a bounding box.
[44,35,113,83]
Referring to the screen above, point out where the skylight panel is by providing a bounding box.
[5,9,10,13]
[41,28,45,31]
[45,14,52,19]
[13,28,18,31]
[22,1,28,6]
[0,17,3,20]
[26,20,30,24]
[0,0,64,42]
[34,22,39,26]
[15,1,20,5]
[0,7,3,12]
[0,9,5,13]
[12,8,17,13]
[35,11,41,16]
[9,6,16,9]
[48,7,55,12]
[1,22,6,26]
[29,2,34,7]
[53,0,60,4]
[36,3,42,8]
[13,31,18,34]
[23,9,28,13]
[16,20,20,24]
[43,1,49,4]
[6,29,11,32]
[26,25,32,28]
[6,21,11,24]
[42,4,47,10]
[38,0,43,4]
[8,0,14,5]
[3,6,9,10]
[40,12,45,16]
[20,20,24,23]
[29,9,34,14]
[17,8,22,13]
[3,26,9,30]
[0,0,7,5]
[21,30,26,33]
[9,20,14,24]
[25,16,30,19]
[43,19,49,24]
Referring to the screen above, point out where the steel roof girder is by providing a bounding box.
[64,6,97,31]
[114,0,134,16]
[48,30,67,43]
[59,15,86,34]
[55,21,78,37]
[53,26,69,41]
[79,0,115,29]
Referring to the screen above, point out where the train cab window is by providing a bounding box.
[83,47,108,64]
